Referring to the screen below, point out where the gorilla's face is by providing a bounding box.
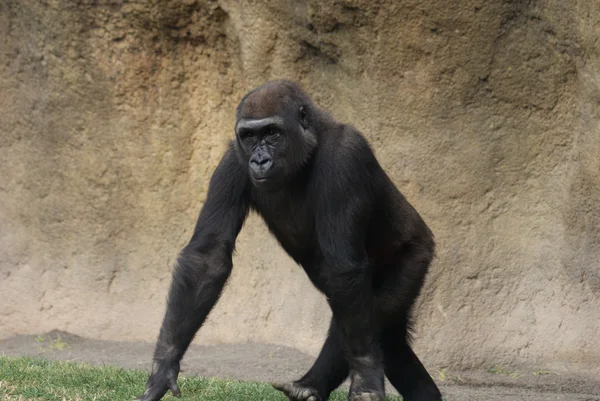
[234,82,316,191]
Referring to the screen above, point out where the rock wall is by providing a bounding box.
[1,0,599,375]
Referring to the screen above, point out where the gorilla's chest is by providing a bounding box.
[251,190,316,262]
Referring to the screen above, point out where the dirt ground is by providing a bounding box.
[1,331,598,401]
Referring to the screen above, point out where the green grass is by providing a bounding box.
[0,357,402,401]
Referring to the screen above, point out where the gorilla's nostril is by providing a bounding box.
[259,158,272,166]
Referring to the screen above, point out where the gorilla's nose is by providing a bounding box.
[250,154,273,174]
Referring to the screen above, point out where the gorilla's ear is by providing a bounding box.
[300,105,317,150]
[299,106,308,129]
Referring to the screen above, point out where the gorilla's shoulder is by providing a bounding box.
[330,124,375,159]
[315,123,377,176]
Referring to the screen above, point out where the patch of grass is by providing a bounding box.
[35,334,70,352]
[433,368,464,384]
[0,357,402,401]
[486,365,520,379]
[533,368,554,377]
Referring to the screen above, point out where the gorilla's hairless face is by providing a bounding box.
[234,81,317,191]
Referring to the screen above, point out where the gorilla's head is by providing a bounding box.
[234,80,318,191]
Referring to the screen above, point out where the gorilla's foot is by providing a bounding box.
[348,392,385,401]
[272,381,322,401]
[347,365,385,401]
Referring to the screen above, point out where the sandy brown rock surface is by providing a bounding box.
[1,0,599,384]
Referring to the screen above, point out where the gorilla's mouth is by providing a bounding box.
[252,176,279,190]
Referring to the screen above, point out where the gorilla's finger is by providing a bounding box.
[135,385,167,401]
[169,378,181,398]
[271,381,294,396]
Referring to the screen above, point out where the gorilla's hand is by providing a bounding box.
[135,360,181,401]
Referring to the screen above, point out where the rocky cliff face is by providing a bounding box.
[1,0,598,375]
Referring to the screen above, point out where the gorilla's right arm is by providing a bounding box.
[135,146,250,401]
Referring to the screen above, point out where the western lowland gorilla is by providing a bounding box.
[135,80,442,401]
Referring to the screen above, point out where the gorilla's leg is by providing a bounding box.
[273,319,349,401]
[380,320,441,401]
[298,319,350,397]
[373,246,441,401]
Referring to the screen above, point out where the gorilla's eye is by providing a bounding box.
[239,129,254,140]
[268,130,280,140]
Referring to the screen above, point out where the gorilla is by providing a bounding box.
[135,80,442,401]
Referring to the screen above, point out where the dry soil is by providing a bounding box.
[1,331,599,401]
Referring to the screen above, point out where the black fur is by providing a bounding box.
[135,80,442,401]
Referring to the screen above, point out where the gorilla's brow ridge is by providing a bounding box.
[235,116,285,133]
